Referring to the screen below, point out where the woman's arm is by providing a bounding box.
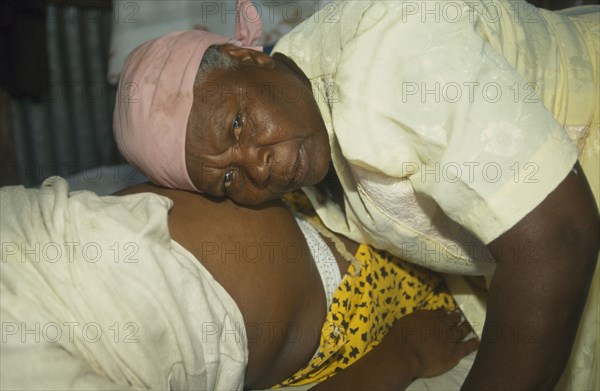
[462,163,600,389]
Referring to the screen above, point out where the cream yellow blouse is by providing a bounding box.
[273,0,597,274]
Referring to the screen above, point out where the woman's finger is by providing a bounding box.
[455,320,474,341]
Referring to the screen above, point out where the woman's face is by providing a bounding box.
[186,48,331,205]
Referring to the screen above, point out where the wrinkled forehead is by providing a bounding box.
[193,64,263,104]
[187,87,227,154]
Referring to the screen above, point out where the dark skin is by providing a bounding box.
[186,44,331,204]
[117,184,478,390]
[185,46,600,388]
[462,163,600,389]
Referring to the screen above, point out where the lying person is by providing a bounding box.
[0,177,477,390]
[113,0,600,388]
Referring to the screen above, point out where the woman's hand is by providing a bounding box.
[312,309,478,390]
[392,309,479,379]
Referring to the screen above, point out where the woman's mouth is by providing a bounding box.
[289,145,308,187]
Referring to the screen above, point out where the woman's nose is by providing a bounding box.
[240,145,273,186]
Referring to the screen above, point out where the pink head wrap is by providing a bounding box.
[113,0,263,191]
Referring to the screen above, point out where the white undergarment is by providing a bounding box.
[294,214,342,310]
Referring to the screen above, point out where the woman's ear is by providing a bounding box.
[220,44,275,69]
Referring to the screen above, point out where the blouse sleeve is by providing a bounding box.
[333,1,579,244]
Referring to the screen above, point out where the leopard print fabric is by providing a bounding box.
[277,192,456,387]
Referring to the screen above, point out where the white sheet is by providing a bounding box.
[0,177,247,390]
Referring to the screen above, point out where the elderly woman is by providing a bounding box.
[113,0,600,389]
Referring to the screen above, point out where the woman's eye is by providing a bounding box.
[232,113,242,140]
[223,170,234,191]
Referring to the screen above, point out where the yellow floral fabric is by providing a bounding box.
[277,192,456,387]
